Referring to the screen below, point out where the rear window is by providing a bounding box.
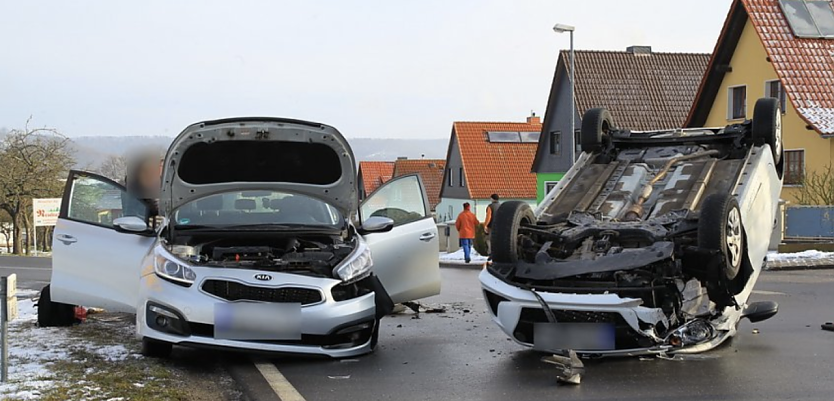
[178,141,342,185]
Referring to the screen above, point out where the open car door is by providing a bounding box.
[50,170,157,313]
[359,174,441,304]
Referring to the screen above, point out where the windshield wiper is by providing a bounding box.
[173,224,220,230]
[214,223,339,231]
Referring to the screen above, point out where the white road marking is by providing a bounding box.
[253,360,306,401]
[0,266,50,271]
[752,290,787,296]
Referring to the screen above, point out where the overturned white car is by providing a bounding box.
[481,98,784,356]
[40,117,441,358]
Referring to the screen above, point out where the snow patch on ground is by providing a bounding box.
[0,295,137,400]
[439,249,488,264]
[767,250,834,261]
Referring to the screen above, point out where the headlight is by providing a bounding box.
[333,243,373,284]
[154,254,197,286]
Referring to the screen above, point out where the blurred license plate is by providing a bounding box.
[214,303,301,340]
[533,322,615,351]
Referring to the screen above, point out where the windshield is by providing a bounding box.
[173,190,343,228]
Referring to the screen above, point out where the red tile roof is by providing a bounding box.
[688,0,834,134]
[565,50,710,130]
[358,161,394,196]
[392,159,446,210]
[448,120,541,200]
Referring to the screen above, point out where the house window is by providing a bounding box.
[549,131,562,155]
[728,85,747,120]
[574,129,581,156]
[784,149,805,185]
[459,168,465,187]
[765,80,787,114]
[447,168,454,186]
[544,181,559,196]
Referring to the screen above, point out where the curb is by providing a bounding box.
[765,263,834,271]
[439,262,487,270]
[440,261,834,272]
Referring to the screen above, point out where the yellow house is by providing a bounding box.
[687,0,834,204]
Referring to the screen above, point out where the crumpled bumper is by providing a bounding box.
[479,269,733,356]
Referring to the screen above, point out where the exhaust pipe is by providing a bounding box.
[623,150,720,221]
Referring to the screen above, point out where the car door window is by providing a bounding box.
[360,175,427,226]
[66,173,148,228]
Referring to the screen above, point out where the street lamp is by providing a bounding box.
[553,23,576,163]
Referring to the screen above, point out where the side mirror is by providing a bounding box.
[113,216,150,233]
[358,216,395,235]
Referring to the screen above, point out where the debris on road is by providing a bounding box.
[541,350,584,385]
[328,375,351,380]
[752,328,760,334]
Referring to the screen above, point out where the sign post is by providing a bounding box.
[32,198,61,254]
[0,274,17,382]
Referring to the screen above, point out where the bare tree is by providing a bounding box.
[97,153,128,182]
[0,210,12,252]
[795,165,834,206]
[0,117,75,254]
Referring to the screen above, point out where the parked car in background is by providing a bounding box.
[481,98,784,356]
[39,117,441,358]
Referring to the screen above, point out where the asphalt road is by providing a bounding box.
[5,255,834,400]
[267,268,834,401]
[0,254,51,292]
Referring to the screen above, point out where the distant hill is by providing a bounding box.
[67,136,449,169]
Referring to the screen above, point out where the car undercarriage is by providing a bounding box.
[483,98,784,355]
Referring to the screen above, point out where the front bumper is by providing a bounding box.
[479,269,732,356]
[137,269,378,358]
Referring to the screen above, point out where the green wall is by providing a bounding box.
[536,172,565,203]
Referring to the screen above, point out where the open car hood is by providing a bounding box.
[159,117,357,216]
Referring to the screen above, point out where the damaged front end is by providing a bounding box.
[483,140,757,355]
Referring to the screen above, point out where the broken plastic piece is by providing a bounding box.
[541,350,584,385]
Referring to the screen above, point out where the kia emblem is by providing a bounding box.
[254,274,272,281]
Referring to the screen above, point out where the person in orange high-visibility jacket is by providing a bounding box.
[455,202,479,263]
[483,194,500,259]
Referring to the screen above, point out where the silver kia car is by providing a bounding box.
[40,118,441,358]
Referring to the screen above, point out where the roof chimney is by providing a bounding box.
[527,111,541,125]
[397,156,408,160]
[626,45,652,55]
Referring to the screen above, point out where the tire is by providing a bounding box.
[491,201,536,263]
[752,97,782,165]
[698,194,744,281]
[580,108,614,153]
[37,285,76,327]
[141,337,173,358]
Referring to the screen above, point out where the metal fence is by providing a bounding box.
[785,206,834,238]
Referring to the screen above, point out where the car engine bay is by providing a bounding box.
[165,233,356,278]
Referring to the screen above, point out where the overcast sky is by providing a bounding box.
[1,0,730,139]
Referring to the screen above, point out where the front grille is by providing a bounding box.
[519,307,620,324]
[202,280,323,305]
[514,307,651,349]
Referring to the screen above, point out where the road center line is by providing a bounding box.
[752,290,787,296]
[253,360,306,401]
[0,266,50,271]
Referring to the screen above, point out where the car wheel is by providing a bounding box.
[698,193,744,281]
[752,97,782,165]
[580,108,614,153]
[141,337,173,358]
[491,201,536,264]
[37,285,76,327]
